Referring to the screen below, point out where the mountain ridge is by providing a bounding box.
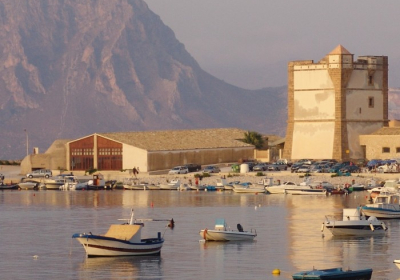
[0,0,287,159]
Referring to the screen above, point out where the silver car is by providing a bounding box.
[26,169,52,178]
[168,166,189,175]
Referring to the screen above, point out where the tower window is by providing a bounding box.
[396,147,400,153]
[368,75,373,85]
[368,97,374,108]
[382,147,390,153]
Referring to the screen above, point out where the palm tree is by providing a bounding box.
[242,131,264,149]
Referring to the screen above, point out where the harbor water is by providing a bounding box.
[0,189,400,279]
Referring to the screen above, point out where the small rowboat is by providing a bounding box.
[292,267,372,280]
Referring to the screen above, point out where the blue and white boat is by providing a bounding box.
[362,181,400,219]
[362,192,400,219]
[292,267,372,280]
[199,218,257,241]
[72,210,165,257]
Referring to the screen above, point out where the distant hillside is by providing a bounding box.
[0,0,287,159]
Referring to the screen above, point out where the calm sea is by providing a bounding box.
[0,190,399,280]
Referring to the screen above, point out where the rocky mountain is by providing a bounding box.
[0,0,287,159]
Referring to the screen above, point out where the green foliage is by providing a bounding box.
[242,131,264,149]
[255,172,264,177]
[331,174,338,178]
[0,160,19,165]
[85,168,98,175]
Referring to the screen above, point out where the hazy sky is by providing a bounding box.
[145,0,400,90]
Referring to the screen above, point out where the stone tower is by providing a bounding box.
[283,45,388,161]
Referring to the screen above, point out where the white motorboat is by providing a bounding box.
[321,207,387,236]
[232,182,265,194]
[44,177,66,190]
[190,184,206,191]
[72,209,168,257]
[285,187,327,195]
[72,174,106,190]
[123,178,149,190]
[58,175,79,190]
[178,183,191,191]
[18,180,40,190]
[199,218,257,241]
[362,191,400,219]
[265,181,308,194]
[159,179,180,190]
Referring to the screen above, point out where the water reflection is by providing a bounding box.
[79,256,163,279]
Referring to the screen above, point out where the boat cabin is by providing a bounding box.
[374,194,400,205]
[214,218,227,231]
[343,208,365,220]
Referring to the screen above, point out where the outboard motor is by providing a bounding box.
[237,223,244,232]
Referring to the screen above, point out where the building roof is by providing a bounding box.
[368,127,400,136]
[99,128,254,151]
[328,44,352,55]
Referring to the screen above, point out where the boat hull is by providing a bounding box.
[285,189,326,195]
[233,188,265,193]
[265,187,285,194]
[361,206,400,219]
[199,229,256,241]
[323,221,386,236]
[73,234,164,257]
[292,267,372,280]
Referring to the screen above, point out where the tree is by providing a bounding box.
[242,131,264,149]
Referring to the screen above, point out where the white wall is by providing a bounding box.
[291,122,335,159]
[294,90,335,120]
[123,144,148,172]
[294,69,333,90]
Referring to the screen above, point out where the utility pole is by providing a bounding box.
[24,129,28,157]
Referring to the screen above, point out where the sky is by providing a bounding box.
[145,0,400,90]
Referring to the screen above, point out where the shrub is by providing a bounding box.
[255,172,264,177]
[85,168,98,175]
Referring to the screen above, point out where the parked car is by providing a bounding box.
[267,163,288,171]
[296,164,311,173]
[183,163,201,172]
[340,165,360,173]
[202,166,221,173]
[253,163,269,171]
[328,163,346,173]
[168,166,189,175]
[26,169,52,178]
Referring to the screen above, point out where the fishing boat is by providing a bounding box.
[292,267,372,280]
[285,187,327,195]
[72,209,170,257]
[321,207,387,236]
[123,178,149,190]
[18,180,40,190]
[159,179,180,190]
[0,183,20,190]
[362,192,400,219]
[232,182,265,193]
[199,218,257,241]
